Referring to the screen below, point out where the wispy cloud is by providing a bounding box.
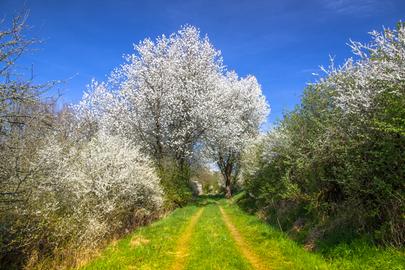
[320,0,392,16]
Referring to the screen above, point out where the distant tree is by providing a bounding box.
[205,72,269,197]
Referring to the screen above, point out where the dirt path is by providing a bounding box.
[169,208,205,270]
[219,206,270,270]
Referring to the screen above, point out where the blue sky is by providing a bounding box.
[1,0,404,125]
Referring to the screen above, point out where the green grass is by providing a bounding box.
[223,201,404,270]
[185,203,252,270]
[221,202,330,269]
[320,239,405,270]
[80,205,200,270]
[80,196,405,270]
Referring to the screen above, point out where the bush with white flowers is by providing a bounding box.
[7,131,163,265]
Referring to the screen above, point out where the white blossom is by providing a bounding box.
[109,25,224,161]
[318,24,405,114]
[31,131,163,246]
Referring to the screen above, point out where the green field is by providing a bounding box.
[80,197,404,270]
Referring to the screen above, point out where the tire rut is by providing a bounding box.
[219,206,270,270]
[169,207,204,270]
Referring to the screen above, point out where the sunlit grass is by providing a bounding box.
[221,201,330,270]
[185,203,252,270]
[321,239,405,270]
[224,200,405,270]
[80,205,199,270]
[80,197,404,270]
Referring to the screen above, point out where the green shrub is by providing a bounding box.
[241,23,405,246]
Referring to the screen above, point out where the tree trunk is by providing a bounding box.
[225,175,232,198]
[224,164,233,198]
[218,153,234,198]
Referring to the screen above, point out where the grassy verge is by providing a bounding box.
[228,196,405,270]
[222,201,331,270]
[319,238,405,270]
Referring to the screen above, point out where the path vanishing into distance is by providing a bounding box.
[79,197,399,270]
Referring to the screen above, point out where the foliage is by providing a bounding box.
[157,158,193,208]
[1,127,163,268]
[241,23,405,246]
